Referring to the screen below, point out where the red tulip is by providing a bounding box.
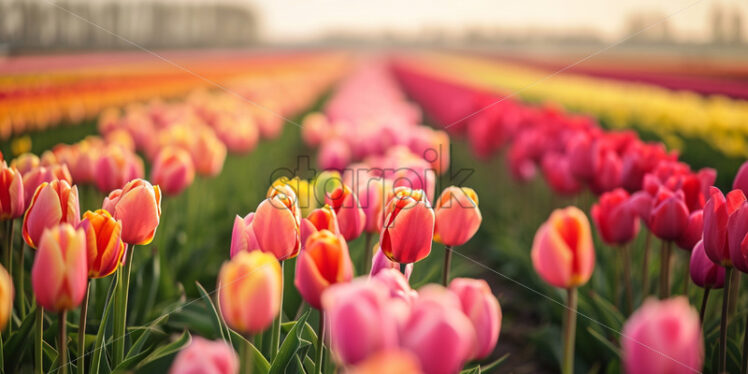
[734,160,748,196]
[325,184,365,241]
[295,230,353,309]
[649,187,689,241]
[22,180,80,249]
[0,162,24,219]
[703,187,746,266]
[380,187,435,264]
[690,240,724,289]
[727,201,748,273]
[675,210,703,251]
[31,224,88,311]
[590,146,622,195]
[433,186,481,246]
[591,188,639,245]
[102,178,161,245]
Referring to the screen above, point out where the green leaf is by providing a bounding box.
[269,310,310,374]
[230,331,270,374]
[196,281,229,343]
[478,353,509,372]
[90,276,117,374]
[586,327,621,358]
[135,330,191,370]
[3,305,37,365]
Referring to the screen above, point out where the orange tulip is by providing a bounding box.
[0,264,12,331]
[79,209,126,278]
[0,161,24,219]
[218,251,282,334]
[31,223,88,311]
[433,186,482,247]
[326,184,366,241]
[294,230,354,308]
[531,206,595,288]
[380,187,435,264]
[22,179,80,249]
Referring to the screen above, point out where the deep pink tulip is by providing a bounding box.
[727,201,748,273]
[169,337,239,374]
[531,206,595,288]
[590,146,623,195]
[150,147,195,196]
[401,285,476,374]
[251,194,301,260]
[703,187,746,266]
[318,138,351,171]
[734,160,748,196]
[31,224,88,311]
[622,297,703,374]
[433,186,481,247]
[675,210,703,251]
[690,240,724,289]
[380,187,435,264]
[541,154,582,196]
[102,178,161,245]
[22,180,80,249]
[295,230,353,309]
[591,188,640,245]
[649,187,689,241]
[449,278,502,359]
[321,279,400,366]
[356,177,387,234]
[566,132,595,183]
[0,162,24,219]
[326,184,366,241]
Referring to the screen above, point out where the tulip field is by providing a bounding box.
[2,49,748,374]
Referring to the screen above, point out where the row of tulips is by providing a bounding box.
[0,55,345,373]
[394,57,748,373]
[0,51,347,140]
[396,52,748,158]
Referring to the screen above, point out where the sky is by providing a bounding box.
[237,0,747,43]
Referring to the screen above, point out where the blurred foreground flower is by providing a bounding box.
[169,337,239,374]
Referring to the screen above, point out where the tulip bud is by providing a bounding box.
[230,213,259,258]
[325,184,366,241]
[23,180,80,249]
[191,129,227,177]
[94,145,144,193]
[591,189,640,246]
[306,205,340,235]
[79,209,126,278]
[169,337,239,374]
[531,206,595,288]
[380,187,435,264]
[433,186,481,247]
[541,154,582,196]
[675,210,703,251]
[251,194,301,260]
[703,187,746,266]
[321,279,399,366]
[0,265,12,331]
[649,187,689,241]
[295,230,353,309]
[11,153,40,176]
[0,162,25,219]
[344,350,423,374]
[449,278,502,360]
[102,178,161,245]
[151,147,195,196]
[31,224,88,311]
[690,240,724,289]
[622,297,703,374]
[218,251,282,335]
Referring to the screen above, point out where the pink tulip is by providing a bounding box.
[230,213,259,258]
[690,240,724,289]
[355,176,387,234]
[169,337,239,374]
[22,180,80,249]
[31,224,88,311]
[295,230,353,309]
[401,285,476,374]
[591,188,640,245]
[344,349,422,374]
[22,164,72,208]
[251,194,301,260]
[531,206,595,288]
[703,187,746,266]
[94,146,144,193]
[318,138,351,171]
[649,187,689,241]
[622,297,703,374]
[102,178,161,245]
[449,278,501,359]
[727,201,748,273]
[541,154,582,196]
[151,147,195,196]
[433,186,482,247]
[326,185,366,241]
[0,162,24,219]
[734,160,748,196]
[380,187,435,264]
[301,112,329,147]
[321,279,399,366]
[191,130,227,177]
[370,246,413,280]
[371,268,418,303]
[11,153,40,176]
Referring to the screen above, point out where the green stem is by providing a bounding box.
[113,245,135,366]
[363,232,373,275]
[35,307,44,374]
[622,244,633,315]
[59,311,68,374]
[18,241,26,317]
[699,287,710,323]
[5,220,13,333]
[315,312,325,374]
[269,260,284,360]
[241,334,254,374]
[720,266,734,373]
[77,281,90,374]
[641,230,652,299]
[658,241,672,299]
[742,310,748,374]
[442,245,453,286]
[562,287,578,374]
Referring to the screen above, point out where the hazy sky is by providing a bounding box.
[237,0,747,42]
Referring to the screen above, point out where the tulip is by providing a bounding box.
[251,194,301,261]
[0,264,12,331]
[295,230,353,309]
[22,164,73,208]
[0,161,24,220]
[591,189,640,246]
[271,177,315,217]
[301,112,329,147]
[371,268,418,304]
[734,160,748,196]
[649,187,689,242]
[728,201,748,273]
[433,186,481,285]
[380,187,435,264]
[79,209,126,279]
[622,297,703,374]
[11,153,40,176]
[590,146,622,195]
[541,154,582,196]
[218,251,282,335]
[344,350,423,374]
[321,279,399,366]
[169,337,239,374]
[531,206,594,374]
[318,138,351,171]
[401,285,476,374]
[449,278,501,360]
[675,210,704,252]
[370,246,413,280]
[150,147,195,196]
[191,129,227,177]
[690,240,724,323]
[102,178,161,245]
[22,180,80,249]
[31,223,88,311]
[703,187,747,266]
[325,184,365,241]
[313,170,343,207]
[306,205,340,235]
[230,213,259,258]
[94,145,144,193]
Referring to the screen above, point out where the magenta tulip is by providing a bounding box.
[703,187,746,266]
[690,240,724,289]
